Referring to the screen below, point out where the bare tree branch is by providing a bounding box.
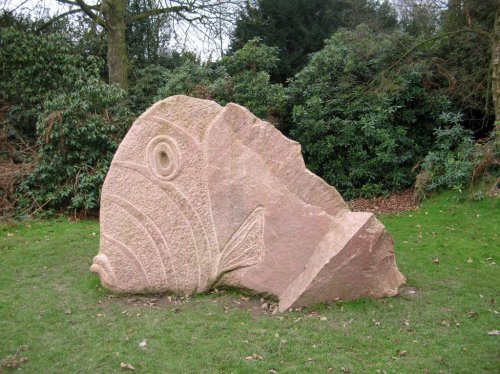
[36,8,85,31]
[385,28,493,75]
[55,0,100,10]
[55,0,105,26]
[74,0,105,25]
[125,5,190,23]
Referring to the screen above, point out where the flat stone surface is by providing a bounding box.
[91,95,405,310]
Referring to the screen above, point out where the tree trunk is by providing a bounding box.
[103,0,129,90]
[492,9,500,137]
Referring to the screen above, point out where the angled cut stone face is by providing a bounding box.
[91,95,405,311]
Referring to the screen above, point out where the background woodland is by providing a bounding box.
[0,0,498,217]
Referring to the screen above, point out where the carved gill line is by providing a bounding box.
[114,161,148,177]
[203,176,219,260]
[104,194,179,291]
[102,233,151,288]
[146,118,218,276]
[200,103,227,144]
[200,105,235,263]
[113,162,211,291]
[202,146,220,265]
[152,116,199,146]
[162,184,210,289]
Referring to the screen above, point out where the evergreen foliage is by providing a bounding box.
[415,112,499,197]
[230,0,398,83]
[0,27,86,138]
[17,66,132,216]
[436,0,497,136]
[288,26,451,198]
[1,0,498,215]
[151,39,286,123]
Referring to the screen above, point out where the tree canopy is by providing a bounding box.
[0,0,498,216]
[229,0,398,83]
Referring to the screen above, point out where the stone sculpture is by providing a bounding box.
[91,95,405,311]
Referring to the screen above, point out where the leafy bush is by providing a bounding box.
[223,38,286,121]
[153,39,286,124]
[415,113,499,199]
[128,65,171,115]
[416,113,474,193]
[224,38,279,75]
[288,25,451,198]
[156,60,230,103]
[0,27,88,138]
[17,63,132,216]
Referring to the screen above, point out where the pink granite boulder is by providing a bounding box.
[91,95,405,311]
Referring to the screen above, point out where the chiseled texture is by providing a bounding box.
[91,95,405,310]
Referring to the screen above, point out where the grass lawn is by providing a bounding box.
[0,192,499,373]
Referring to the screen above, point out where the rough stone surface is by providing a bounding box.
[91,95,405,311]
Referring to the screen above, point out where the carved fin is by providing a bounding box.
[217,207,265,276]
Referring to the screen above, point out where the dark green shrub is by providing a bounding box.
[154,39,286,124]
[17,64,132,216]
[223,38,286,121]
[288,25,451,198]
[416,113,474,193]
[415,112,499,199]
[0,27,87,138]
[128,65,171,114]
[156,60,230,104]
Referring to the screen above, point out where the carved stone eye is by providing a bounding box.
[146,135,182,181]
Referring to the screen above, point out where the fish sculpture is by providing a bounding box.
[91,95,405,311]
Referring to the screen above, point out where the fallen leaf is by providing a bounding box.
[245,353,263,361]
[487,330,500,336]
[6,232,13,237]
[466,310,479,318]
[403,320,410,326]
[396,350,407,357]
[320,316,327,321]
[1,356,28,368]
[432,257,439,264]
[120,363,135,370]
[138,340,147,348]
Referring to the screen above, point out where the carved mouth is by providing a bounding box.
[90,254,120,291]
